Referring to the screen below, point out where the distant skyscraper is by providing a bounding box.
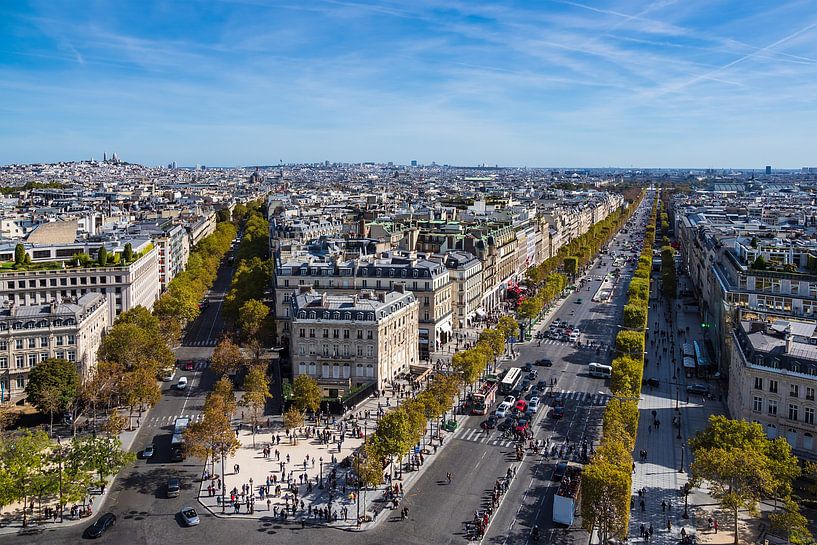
[411,160,417,167]
[765,165,772,175]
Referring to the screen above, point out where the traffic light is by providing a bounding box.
[701,323,711,329]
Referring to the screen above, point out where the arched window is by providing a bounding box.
[299,311,306,319]
[368,313,374,321]
[309,312,316,319]
[766,423,778,439]
[37,320,48,328]
[333,312,340,320]
[804,432,814,451]
[344,313,351,320]
[786,428,798,448]
[25,321,35,329]
[53,319,63,327]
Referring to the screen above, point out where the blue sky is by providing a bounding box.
[1,0,816,168]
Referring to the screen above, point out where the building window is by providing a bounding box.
[357,331,363,339]
[40,337,48,347]
[343,329,350,339]
[754,377,763,390]
[753,396,763,413]
[0,357,7,368]
[40,353,48,362]
[789,404,799,421]
[768,400,778,416]
[323,329,329,338]
[807,387,815,401]
[333,329,339,339]
[28,338,36,348]
[367,331,373,340]
[298,346,305,356]
[357,346,363,356]
[769,379,778,393]
[56,336,64,346]
[67,335,75,345]
[67,351,75,362]
[299,329,305,338]
[806,407,815,425]
[0,340,5,350]
[15,340,23,350]
[367,346,373,357]
[309,328,315,338]
[791,384,799,398]
[16,377,25,389]
[28,354,37,367]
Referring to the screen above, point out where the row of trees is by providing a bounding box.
[521,194,644,325]
[153,220,238,344]
[581,192,656,543]
[0,425,133,527]
[351,322,517,488]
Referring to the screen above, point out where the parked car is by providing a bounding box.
[514,418,530,434]
[179,506,200,526]
[142,444,155,459]
[498,417,516,432]
[523,362,533,373]
[176,377,188,390]
[519,380,531,393]
[643,377,660,387]
[536,380,547,391]
[686,384,710,395]
[167,477,181,498]
[503,395,516,405]
[553,462,568,481]
[85,513,116,538]
[535,358,553,367]
[515,399,528,413]
[495,402,511,418]
[182,360,195,371]
[550,406,565,419]
[527,370,538,381]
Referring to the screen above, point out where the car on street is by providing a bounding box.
[514,419,529,434]
[495,402,512,418]
[553,462,568,481]
[142,444,155,459]
[180,506,200,526]
[515,399,528,413]
[550,406,565,419]
[520,379,531,393]
[528,397,541,414]
[503,395,516,405]
[85,513,116,538]
[523,362,533,373]
[575,298,583,304]
[536,379,547,391]
[481,415,498,430]
[167,477,181,498]
[182,360,195,371]
[176,376,188,390]
[527,370,538,380]
[498,417,516,432]
[686,384,710,395]
[643,377,660,387]
[553,395,566,408]
[535,358,553,367]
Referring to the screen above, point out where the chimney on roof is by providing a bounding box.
[785,325,793,354]
[377,292,386,303]
[394,282,405,294]
[298,285,312,294]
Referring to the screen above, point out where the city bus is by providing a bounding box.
[589,363,612,379]
[170,417,190,462]
[471,377,499,415]
[499,367,523,395]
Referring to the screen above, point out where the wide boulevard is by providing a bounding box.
[9,196,654,545]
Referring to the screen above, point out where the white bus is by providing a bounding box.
[588,363,612,379]
[499,367,523,395]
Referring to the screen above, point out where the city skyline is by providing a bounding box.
[2,0,817,167]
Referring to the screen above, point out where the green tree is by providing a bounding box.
[768,498,813,545]
[622,304,647,330]
[14,243,25,266]
[292,374,322,415]
[185,405,240,475]
[122,367,162,429]
[497,315,519,341]
[0,430,52,527]
[211,337,243,377]
[615,330,645,359]
[752,255,768,270]
[238,298,270,340]
[70,434,134,493]
[610,356,643,397]
[478,328,505,359]
[123,242,134,262]
[283,406,305,440]
[564,256,579,277]
[690,416,801,545]
[517,296,542,322]
[370,409,413,477]
[210,377,238,418]
[25,358,80,434]
[241,366,271,447]
[97,246,108,266]
[356,442,384,488]
[581,460,631,544]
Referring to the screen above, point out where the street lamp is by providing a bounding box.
[319,456,324,489]
[679,442,686,473]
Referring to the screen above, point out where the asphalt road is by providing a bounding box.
[182,249,235,347]
[13,198,655,545]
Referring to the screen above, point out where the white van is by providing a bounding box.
[176,377,189,390]
[588,363,612,379]
[495,402,511,418]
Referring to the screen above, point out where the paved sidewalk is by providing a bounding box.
[628,272,727,545]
